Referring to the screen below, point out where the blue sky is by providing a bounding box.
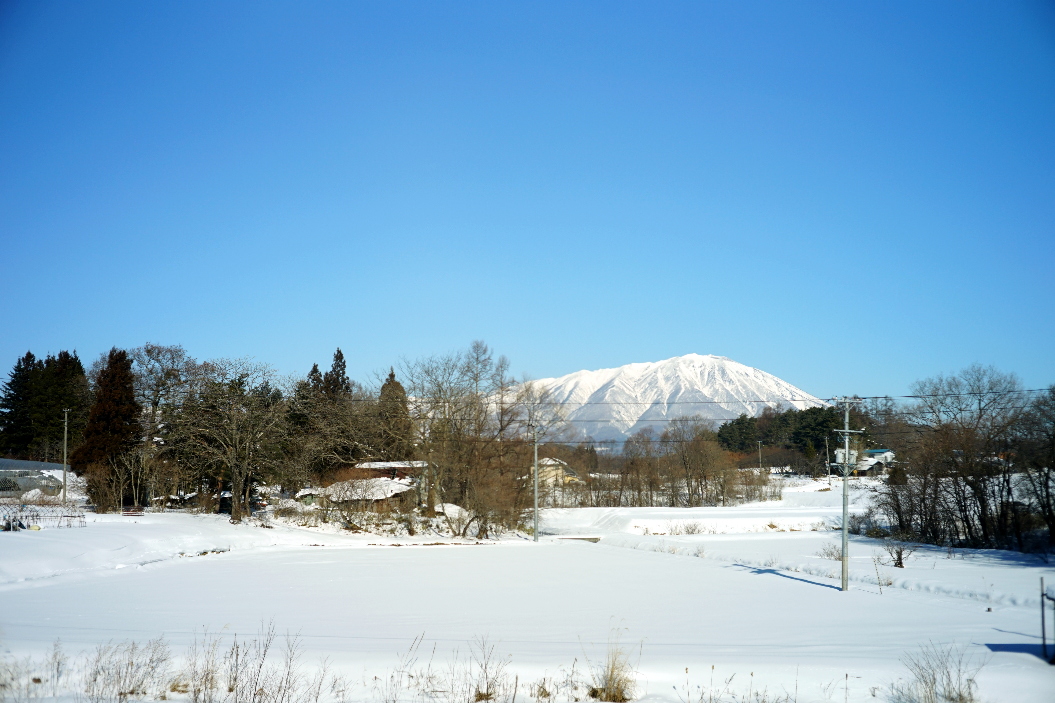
[1,1,1053,398]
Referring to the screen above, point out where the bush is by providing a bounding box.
[884,533,919,568]
[816,542,842,561]
[848,506,882,536]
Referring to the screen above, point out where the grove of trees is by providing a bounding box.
[869,365,1055,551]
[0,350,90,462]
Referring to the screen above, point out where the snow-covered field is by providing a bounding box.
[2,480,1054,702]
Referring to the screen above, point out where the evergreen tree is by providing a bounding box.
[717,413,757,452]
[790,406,839,455]
[307,363,323,392]
[321,348,351,398]
[28,351,90,461]
[0,352,42,457]
[378,369,413,460]
[71,348,141,474]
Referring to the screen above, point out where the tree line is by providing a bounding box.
[0,341,550,532]
[1,345,1052,549]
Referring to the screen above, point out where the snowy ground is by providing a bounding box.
[2,479,1054,702]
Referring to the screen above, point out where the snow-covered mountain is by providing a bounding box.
[534,354,825,442]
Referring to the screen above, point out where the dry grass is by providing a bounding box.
[84,637,171,703]
[584,634,636,703]
[665,521,706,536]
[673,665,795,703]
[888,643,985,703]
[2,630,990,703]
[0,626,336,703]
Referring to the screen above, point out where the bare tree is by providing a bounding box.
[661,416,736,506]
[175,359,286,521]
[399,341,538,535]
[1019,386,1055,546]
[130,344,208,438]
[875,365,1032,549]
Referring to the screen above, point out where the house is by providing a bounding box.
[832,448,895,476]
[355,461,427,480]
[536,458,583,488]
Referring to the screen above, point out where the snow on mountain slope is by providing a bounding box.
[535,353,825,442]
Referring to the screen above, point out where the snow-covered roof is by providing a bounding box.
[357,461,427,470]
[328,477,414,501]
[297,477,415,502]
[0,459,67,472]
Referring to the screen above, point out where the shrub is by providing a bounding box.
[884,533,918,568]
[816,542,842,561]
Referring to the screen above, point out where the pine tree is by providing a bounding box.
[71,348,141,474]
[378,368,413,460]
[321,348,351,398]
[0,352,42,457]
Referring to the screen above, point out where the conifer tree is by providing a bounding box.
[71,348,141,474]
[378,369,413,460]
[307,363,323,392]
[0,352,42,457]
[29,351,90,461]
[321,348,352,398]
[0,351,90,460]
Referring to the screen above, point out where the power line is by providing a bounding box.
[302,388,1049,406]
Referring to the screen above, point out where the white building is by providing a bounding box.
[833,448,895,475]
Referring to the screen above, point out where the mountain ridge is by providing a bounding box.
[534,353,825,442]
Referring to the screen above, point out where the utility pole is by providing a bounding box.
[833,397,863,592]
[62,408,70,507]
[757,441,763,473]
[825,436,831,487]
[532,425,540,542]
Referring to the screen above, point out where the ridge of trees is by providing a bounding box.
[716,405,846,463]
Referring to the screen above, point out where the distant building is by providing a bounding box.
[296,476,416,509]
[536,458,583,488]
[0,459,65,498]
[355,461,427,480]
[832,448,894,476]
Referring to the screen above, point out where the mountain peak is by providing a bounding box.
[534,355,824,442]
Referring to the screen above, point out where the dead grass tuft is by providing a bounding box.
[888,643,985,703]
[584,633,636,703]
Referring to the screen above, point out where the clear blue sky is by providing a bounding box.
[1,1,1053,398]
